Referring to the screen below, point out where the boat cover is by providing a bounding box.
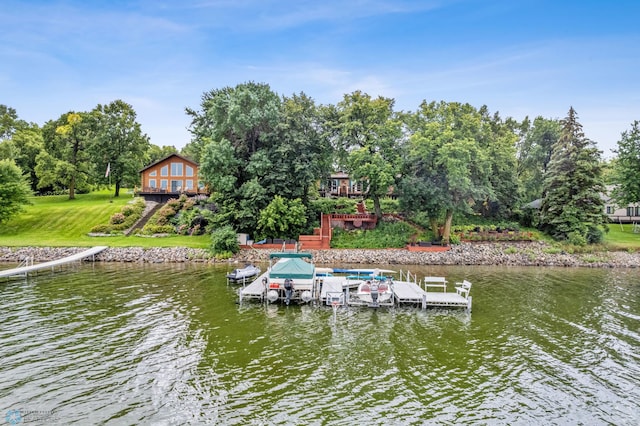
[270,258,315,279]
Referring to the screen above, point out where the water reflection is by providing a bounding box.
[0,263,638,424]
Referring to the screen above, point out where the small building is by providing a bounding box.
[136,153,208,203]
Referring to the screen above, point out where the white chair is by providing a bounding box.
[424,276,447,292]
[455,280,472,299]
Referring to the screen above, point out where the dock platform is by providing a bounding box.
[0,246,108,279]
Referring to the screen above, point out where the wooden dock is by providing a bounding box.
[0,246,108,279]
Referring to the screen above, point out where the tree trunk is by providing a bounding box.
[115,180,121,197]
[429,217,440,239]
[68,175,76,200]
[372,195,382,220]
[442,209,453,244]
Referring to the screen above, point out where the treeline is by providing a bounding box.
[2,82,639,244]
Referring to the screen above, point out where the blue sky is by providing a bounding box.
[1,0,639,156]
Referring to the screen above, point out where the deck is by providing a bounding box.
[0,246,108,279]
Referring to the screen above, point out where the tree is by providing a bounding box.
[90,100,150,196]
[516,117,561,202]
[0,105,27,141]
[611,121,640,207]
[400,101,493,243]
[0,125,45,192]
[257,195,307,239]
[0,159,32,223]
[327,91,402,219]
[189,82,297,233]
[539,107,607,243]
[37,112,93,199]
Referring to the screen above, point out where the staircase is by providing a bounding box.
[125,201,163,236]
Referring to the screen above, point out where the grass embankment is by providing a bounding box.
[0,190,210,248]
[1,190,638,251]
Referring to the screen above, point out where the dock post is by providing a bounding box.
[422,294,426,310]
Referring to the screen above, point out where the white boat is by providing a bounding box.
[355,279,393,307]
[226,264,261,282]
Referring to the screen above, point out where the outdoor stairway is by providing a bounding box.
[125,201,162,235]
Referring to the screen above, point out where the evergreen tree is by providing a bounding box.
[539,107,607,244]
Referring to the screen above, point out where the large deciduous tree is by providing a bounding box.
[0,159,32,223]
[189,83,330,235]
[327,91,402,219]
[90,100,150,197]
[539,107,607,244]
[516,116,561,203]
[611,121,640,207]
[400,101,493,243]
[36,112,93,199]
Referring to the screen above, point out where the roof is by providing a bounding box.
[139,153,199,173]
[269,257,315,280]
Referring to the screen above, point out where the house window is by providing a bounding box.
[171,162,183,176]
[636,206,640,217]
[160,179,168,189]
[331,179,339,192]
[171,180,182,192]
[161,165,168,176]
[149,179,156,188]
[628,207,634,217]
[350,180,362,193]
[185,179,193,190]
[186,165,194,177]
[606,206,613,214]
[149,170,157,177]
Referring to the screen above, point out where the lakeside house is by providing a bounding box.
[319,171,396,198]
[136,153,208,203]
[525,189,640,224]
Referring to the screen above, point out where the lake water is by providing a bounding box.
[0,262,638,425]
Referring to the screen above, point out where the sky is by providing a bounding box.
[1,0,639,157]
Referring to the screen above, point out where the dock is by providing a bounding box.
[239,272,472,311]
[0,246,108,279]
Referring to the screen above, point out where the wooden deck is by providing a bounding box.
[0,246,108,279]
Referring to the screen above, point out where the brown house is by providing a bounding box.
[136,153,208,203]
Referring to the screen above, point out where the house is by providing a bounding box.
[525,190,640,224]
[319,171,396,198]
[136,153,208,203]
[602,187,640,223]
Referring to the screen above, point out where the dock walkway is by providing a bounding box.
[0,246,108,279]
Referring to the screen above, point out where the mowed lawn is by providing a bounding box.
[604,223,640,250]
[0,190,211,248]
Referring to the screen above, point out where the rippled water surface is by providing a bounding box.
[0,263,638,425]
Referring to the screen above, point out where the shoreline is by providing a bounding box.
[1,242,639,268]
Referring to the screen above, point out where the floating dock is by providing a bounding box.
[0,246,108,279]
[239,271,472,311]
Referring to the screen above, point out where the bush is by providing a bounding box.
[211,225,239,255]
[90,224,113,233]
[110,213,126,225]
[139,225,175,235]
[567,232,587,246]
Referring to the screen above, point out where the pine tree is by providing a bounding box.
[539,107,607,244]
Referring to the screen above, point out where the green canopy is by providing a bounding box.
[269,257,315,280]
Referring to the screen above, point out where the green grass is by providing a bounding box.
[0,190,211,248]
[603,223,640,251]
[330,221,415,248]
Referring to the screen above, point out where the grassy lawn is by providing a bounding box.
[0,190,211,249]
[604,223,640,251]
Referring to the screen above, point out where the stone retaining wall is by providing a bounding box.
[1,242,639,268]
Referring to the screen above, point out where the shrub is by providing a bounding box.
[567,232,587,246]
[110,213,126,225]
[211,225,239,255]
[140,225,175,235]
[90,224,113,233]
